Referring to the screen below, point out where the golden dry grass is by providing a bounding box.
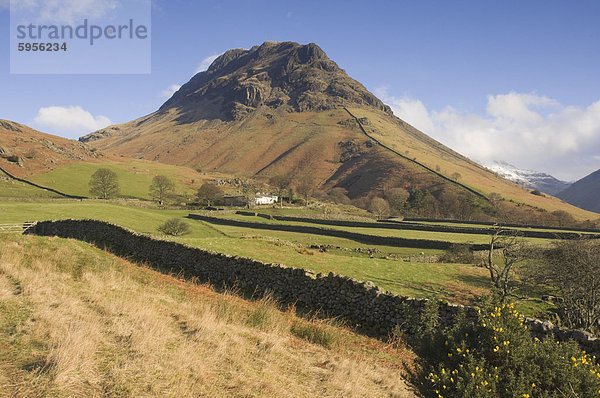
[0,233,416,397]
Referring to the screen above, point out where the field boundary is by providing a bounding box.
[402,217,600,233]
[0,165,87,199]
[237,211,599,240]
[189,213,490,250]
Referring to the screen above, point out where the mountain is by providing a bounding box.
[486,161,571,196]
[0,119,102,178]
[557,169,600,213]
[80,42,474,196]
[80,41,597,220]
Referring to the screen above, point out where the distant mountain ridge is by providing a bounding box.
[486,161,571,196]
[557,169,600,213]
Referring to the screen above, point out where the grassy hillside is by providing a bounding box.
[347,106,599,220]
[29,158,219,200]
[0,178,62,199]
[83,105,598,221]
[1,119,232,200]
[0,119,100,179]
[0,233,415,397]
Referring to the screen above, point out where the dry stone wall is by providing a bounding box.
[190,214,490,251]
[26,219,599,357]
[233,211,599,240]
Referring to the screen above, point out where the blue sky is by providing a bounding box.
[1,0,599,180]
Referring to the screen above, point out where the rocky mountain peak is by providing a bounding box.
[159,41,392,121]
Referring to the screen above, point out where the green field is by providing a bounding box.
[209,213,555,246]
[0,199,555,315]
[0,179,61,199]
[29,159,206,199]
[403,219,600,235]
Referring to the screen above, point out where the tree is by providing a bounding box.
[328,187,351,205]
[149,175,175,205]
[89,168,119,199]
[196,183,224,206]
[530,240,600,333]
[406,189,438,217]
[269,174,292,207]
[296,178,315,206]
[488,192,503,212]
[369,197,390,219]
[550,210,575,228]
[384,187,409,214]
[451,172,462,181]
[481,226,527,302]
[239,178,262,208]
[157,218,191,236]
[437,190,461,218]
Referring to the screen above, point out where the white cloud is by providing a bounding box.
[195,54,220,73]
[33,106,112,139]
[12,0,119,23]
[378,89,600,181]
[161,84,181,99]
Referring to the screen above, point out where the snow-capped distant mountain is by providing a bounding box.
[485,161,571,196]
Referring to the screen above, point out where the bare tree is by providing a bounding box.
[149,175,175,205]
[384,187,409,214]
[369,197,390,219]
[89,168,119,199]
[328,187,351,205]
[240,178,262,209]
[269,174,292,207]
[296,178,316,206]
[481,226,527,302]
[530,240,600,333]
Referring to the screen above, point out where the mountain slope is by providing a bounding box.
[0,119,101,178]
[80,41,597,220]
[557,169,600,213]
[486,161,571,196]
[0,119,226,200]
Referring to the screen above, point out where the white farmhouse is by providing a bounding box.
[254,195,278,205]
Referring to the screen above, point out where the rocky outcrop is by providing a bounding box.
[0,120,23,133]
[79,126,121,143]
[156,41,393,121]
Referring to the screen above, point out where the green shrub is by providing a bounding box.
[157,218,191,236]
[409,298,600,397]
[439,244,475,264]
